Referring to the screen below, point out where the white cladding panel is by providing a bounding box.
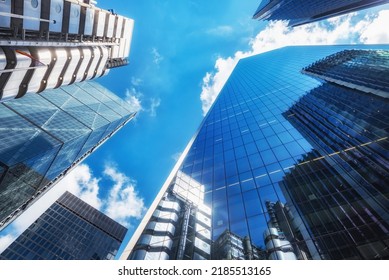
[74,48,92,82]
[84,8,94,36]
[0,48,6,71]
[196,223,211,240]
[118,39,126,58]
[159,200,181,212]
[0,0,11,28]
[62,48,80,85]
[49,0,63,32]
[123,38,131,58]
[46,48,67,88]
[146,221,175,236]
[85,47,101,80]
[23,0,41,31]
[121,19,134,58]
[2,48,31,100]
[144,251,169,260]
[153,209,178,222]
[111,44,120,59]
[269,251,298,260]
[194,237,211,254]
[96,10,106,37]
[27,49,51,93]
[123,19,133,39]
[95,47,108,76]
[115,16,124,38]
[196,211,211,227]
[106,14,115,38]
[68,4,81,34]
[198,203,211,216]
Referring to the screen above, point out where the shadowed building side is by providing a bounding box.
[0,191,127,260]
[253,0,389,27]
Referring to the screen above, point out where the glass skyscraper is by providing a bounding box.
[253,0,389,26]
[0,81,136,230]
[120,45,389,260]
[0,191,127,260]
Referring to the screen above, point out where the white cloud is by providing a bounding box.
[103,165,146,227]
[151,47,164,65]
[148,97,161,117]
[206,25,234,36]
[131,77,143,86]
[125,88,143,113]
[63,164,102,209]
[200,10,389,115]
[0,163,146,253]
[0,164,101,253]
[125,88,161,117]
[360,10,389,43]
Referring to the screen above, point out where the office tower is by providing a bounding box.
[0,191,127,260]
[128,170,212,260]
[212,230,266,260]
[0,81,136,229]
[0,0,133,101]
[253,0,389,27]
[120,45,389,260]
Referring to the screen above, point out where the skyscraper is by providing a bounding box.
[128,170,212,260]
[0,81,136,229]
[0,191,127,260]
[0,0,133,101]
[253,0,389,26]
[120,45,389,260]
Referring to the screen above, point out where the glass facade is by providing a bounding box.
[302,49,389,99]
[0,81,136,229]
[0,191,127,260]
[253,0,389,26]
[128,171,212,260]
[121,45,389,260]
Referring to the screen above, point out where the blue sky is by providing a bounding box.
[86,0,267,218]
[0,0,388,256]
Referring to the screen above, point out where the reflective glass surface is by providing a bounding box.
[253,0,389,26]
[125,45,389,260]
[0,192,127,260]
[0,81,135,227]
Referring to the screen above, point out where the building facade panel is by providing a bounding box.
[0,1,134,102]
[253,0,389,26]
[0,81,135,229]
[121,45,389,260]
[0,191,127,260]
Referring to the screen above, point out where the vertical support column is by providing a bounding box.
[176,205,191,260]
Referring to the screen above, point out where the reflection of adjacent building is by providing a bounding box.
[0,191,127,260]
[278,49,389,259]
[264,200,311,260]
[212,229,266,260]
[120,45,389,260]
[0,81,136,230]
[0,1,136,231]
[0,0,134,101]
[253,0,389,27]
[128,171,212,260]
[302,49,389,99]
